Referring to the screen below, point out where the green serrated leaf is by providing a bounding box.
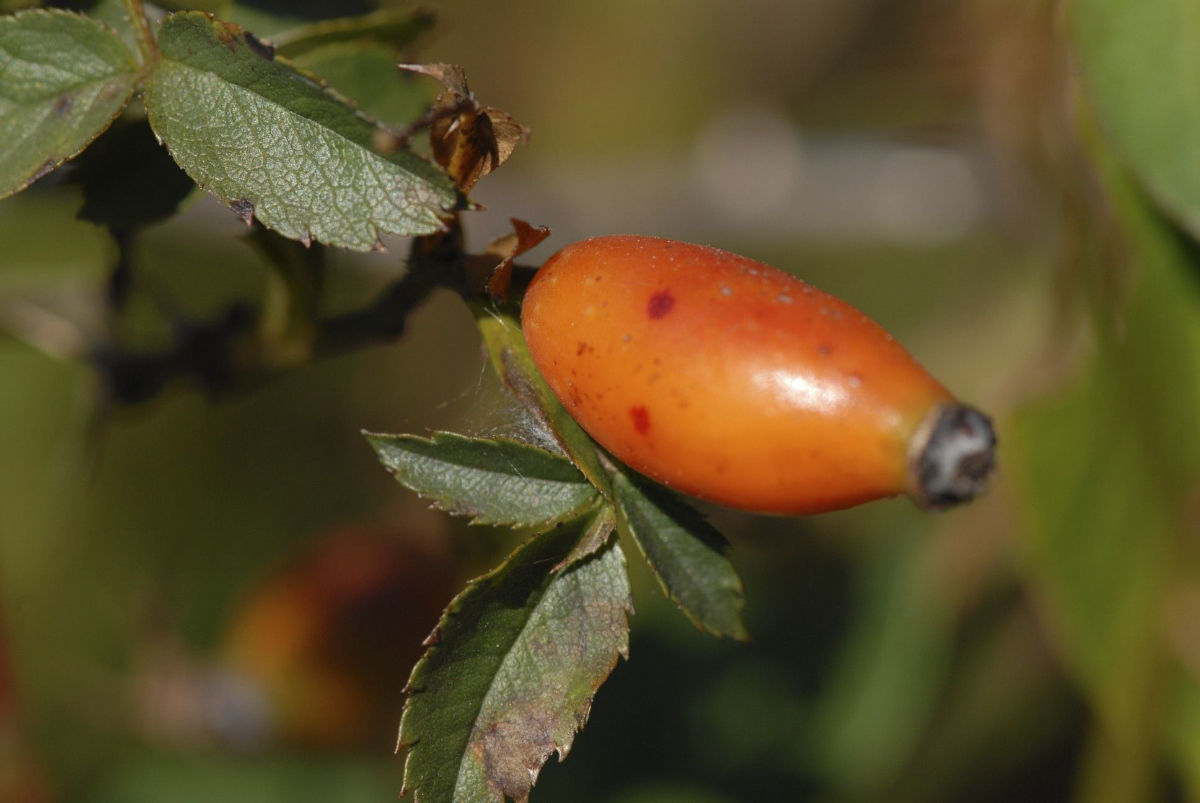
[366,431,599,529]
[1070,0,1200,239]
[557,502,616,570]
[0,9,139,198]
[74,0,143,57]
[612,469,747,641]
[271,7,436,59]
[473,303,613,500]
[143,12,456,251]
[400,517,632,803]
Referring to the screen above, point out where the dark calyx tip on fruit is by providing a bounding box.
[911,403,996,510]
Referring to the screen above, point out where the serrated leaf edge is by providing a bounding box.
[365,429,600,530]
[612,470,749,642]
[0,8,141,199]
[398,524,632,801]
[145,11,456,248]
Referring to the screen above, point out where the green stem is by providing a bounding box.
[122,0,158,64]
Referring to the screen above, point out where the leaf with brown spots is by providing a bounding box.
[399,514,631,802]
[0,9,139,198]
[400,62,529,192]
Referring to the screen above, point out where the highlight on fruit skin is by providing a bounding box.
[520,235,996,515]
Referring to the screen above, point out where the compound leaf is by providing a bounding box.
[0,9,139,198]
[366,431,598,529]
[613,469,748,641]
[143,11,456,251]
[400,517,632,803]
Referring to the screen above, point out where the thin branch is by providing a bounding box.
[122,0,158,64]
[89,252,453,405]
[81,223,535,407]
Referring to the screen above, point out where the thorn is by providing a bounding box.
[371,238,388,253]
[299,230,313,248]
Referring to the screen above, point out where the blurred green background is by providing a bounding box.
[3,0,1199,801]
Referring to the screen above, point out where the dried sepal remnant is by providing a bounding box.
[400,62,530,192]
[398,520,632,802]
[462,217,552,301]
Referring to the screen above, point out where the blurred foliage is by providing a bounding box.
[1,0,1199,802]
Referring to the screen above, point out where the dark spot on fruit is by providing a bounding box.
[244,31,276,60]
[52,94,73,116]
[576,342,594,356]
[630,406,650,435]
[817,343,833,356]
[647,291,675,319]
